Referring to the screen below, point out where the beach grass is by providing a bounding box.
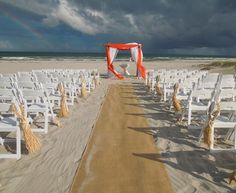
[200,60,236,71]
[209,60,236,67]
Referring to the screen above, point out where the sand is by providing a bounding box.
[130,83,236,193]
[70,84,173,193]
[0,58,235,193]
[0,58,214,75]
[0,71,111,193]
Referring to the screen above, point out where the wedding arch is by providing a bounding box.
[104,43,146,80]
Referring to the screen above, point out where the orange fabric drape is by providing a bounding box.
[106,46,124,80]
[105,43,146,80]
[105,43,138,50]
[137,46,146,79]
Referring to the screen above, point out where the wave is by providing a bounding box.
[0,56,35,60]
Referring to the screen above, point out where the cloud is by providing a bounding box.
[0,0,54,16]
[0,40,12,49]
[43,0,99,34]
[1,0,236,54]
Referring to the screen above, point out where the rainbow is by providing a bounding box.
[0,6,51,47]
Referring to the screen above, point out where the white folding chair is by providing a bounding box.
[199,101,236,151]
[187,89,216,128]
[0,102,21,159]
[17,89,49,134]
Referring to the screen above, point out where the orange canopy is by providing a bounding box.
[105,43,141,50]
[104,43,146,80]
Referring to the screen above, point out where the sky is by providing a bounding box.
[0,0,236,56]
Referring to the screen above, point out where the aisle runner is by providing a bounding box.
[70,84,173,193]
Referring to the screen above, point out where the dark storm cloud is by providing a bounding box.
[1,0,236,54]
[76,0,236,51]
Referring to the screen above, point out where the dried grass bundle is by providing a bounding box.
[155,75,162,96]
[58,82,69,117]
[203,124,212,146]
[79,74,88,98]
[9,103,41,153]
[81,81,87,98]
[172,96,182,112]
[229,170,236,184]
[51,116,61,127]
[172,83,182,112]
[172,83,184,123]
[203,102,220,147]
[92,71,99,88]
[147,74,151,92]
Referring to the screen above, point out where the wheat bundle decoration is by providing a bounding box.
[229,170,236,184]
[9,103,41,153]
[203,102,220,147]
[92,71,99,89]
[172,83,184,122]
[147,72,151,92]
[172,83,182,111]
[155,75,163,96]
[81,78,88,98]
[58,82,69,117]
[51,115,61,127]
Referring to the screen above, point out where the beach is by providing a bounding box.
[0,58,236,193]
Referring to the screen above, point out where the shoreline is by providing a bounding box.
[0,58,232,74]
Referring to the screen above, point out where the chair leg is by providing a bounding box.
[224,128,234,141]
[16,127,21,160]
[44,110,48,134]
[234,128,236,149]
[168,98,172,111]
[164,87,166,102]
[198,128,203,143]
[188,107,192,126]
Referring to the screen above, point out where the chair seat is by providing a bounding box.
[0,117,21,159]
[0,117,18,131]
[28,103,48,112]
[49,94,61,100]
[191,101,208,110]
[177,93,188,100]
[202,115,236,128]
[220,102,236,111]
[214,116,236,128]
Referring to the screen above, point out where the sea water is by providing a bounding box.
[0,51,235,61]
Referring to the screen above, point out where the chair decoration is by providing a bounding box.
[203,102,220,147]
[80,75,87,98]
[229,170,236,184]
[58,82,69,117]
[51,115,61,127]
[92,71,99,89]
[172,83,182,112]
[155,75,162,96]
[9,103,41,153]
[147,72,151,92]
[172,83,184,122]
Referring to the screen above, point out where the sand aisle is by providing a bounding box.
[70,83,173,193]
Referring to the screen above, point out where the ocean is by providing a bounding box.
[0,51,235,61]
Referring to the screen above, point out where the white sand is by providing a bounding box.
[0,59,112,193]
[137,94,236,192]
[0,58,235,193]
[0,81,110,193]
[0,58,214,74]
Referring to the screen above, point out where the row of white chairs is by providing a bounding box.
[0,68,100,159]
[146,69,236,151]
